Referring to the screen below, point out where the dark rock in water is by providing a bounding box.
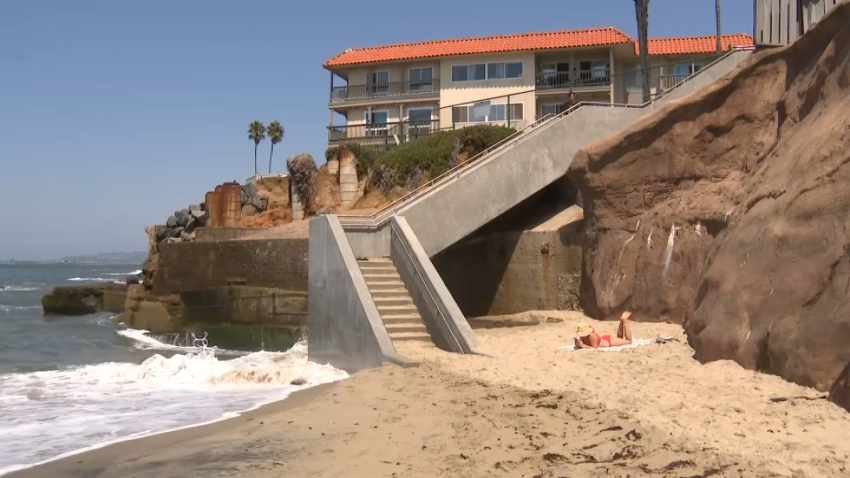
[831,361,850,413]
[126,276,140,285]
[290,377,307,386]
[166,216,178,228]
[0,285,6,290]
[42,285,125,316]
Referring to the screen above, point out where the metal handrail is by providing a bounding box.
[338,46,754,226]
[389,221,463,353]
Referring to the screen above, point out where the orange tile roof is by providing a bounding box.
[324,27,633,68]
[637,34,754,55]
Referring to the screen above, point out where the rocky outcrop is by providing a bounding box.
[831,361,850,413]
[42,284,126,315]
[568,4,850,392]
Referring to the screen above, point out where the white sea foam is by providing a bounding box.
[107,270,142,276]
[0,305,41,312]
[0,339,345,475]
[117,328,251,356]
[0,286,39,292]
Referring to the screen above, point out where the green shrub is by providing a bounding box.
[323,124,514,194]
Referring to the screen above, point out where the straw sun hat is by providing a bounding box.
[576,322,594,338]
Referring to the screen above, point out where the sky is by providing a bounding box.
[0,0,753,260]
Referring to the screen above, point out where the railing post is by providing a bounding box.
[507,94,511,129]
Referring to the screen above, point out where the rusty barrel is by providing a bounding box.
[221,182,242,228]
[204,191,217,228]
[211,185,225,228]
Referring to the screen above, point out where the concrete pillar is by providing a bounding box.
[327,157,339,175]
[339,148,358,207]
[292,191,305,222]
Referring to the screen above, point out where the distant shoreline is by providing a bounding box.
[0,261,141,266]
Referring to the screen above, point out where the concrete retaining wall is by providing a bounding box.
[195,227,263,242]
[434,221,583,317]
[345,225,391,259]
[308,215,402,372]
[390,217,479,354]
[154,239,308,295]
[339,149,358,206]
[180,286,307,327]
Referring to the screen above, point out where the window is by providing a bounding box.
[365,110,389,136]
[451,102,523,123]
[540,62,569,86]
[409,68,434,93]
[367,110,388,124]
[591,61,609,78]
[407,108,432,124]
[674,63,703,76]
[453,62,521,81]
[367,71,390,96]
[541,104,564,117]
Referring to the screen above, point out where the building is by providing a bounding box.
[754,0,841,46]
[323,27,753,148]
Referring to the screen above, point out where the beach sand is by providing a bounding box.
[10,312,850,477]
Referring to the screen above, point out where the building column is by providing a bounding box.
[609,47,615,104]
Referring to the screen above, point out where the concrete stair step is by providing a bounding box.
[373,297,413,307]
[381,313,422,321]
[362,272,401,279]
[386,324,428,334]
[370,288,410,297]
[366,280,405,289]
[377,304,418,314]
[358,262,396,270]
[382,315,424,325]
[388,331,432,342]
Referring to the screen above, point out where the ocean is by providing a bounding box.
[0,263,347,475]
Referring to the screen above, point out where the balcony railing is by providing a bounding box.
[658,74,690,91]
[535,70,611,89]
[328,119,442,148]
[330,79,441,103]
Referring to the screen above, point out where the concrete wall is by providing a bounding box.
[195,227,264,242]
[433,218,583,317]
[154,239,308,295]
[180,286,307,328]
[345,224,391,259]
[308,215,400,372]
[397,50,752,256]
[390,217,479,353]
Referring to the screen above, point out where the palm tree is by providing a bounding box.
[715,0,723,53]
[267,121,285,174]
[248,121,266,175]
[634,0,651,103]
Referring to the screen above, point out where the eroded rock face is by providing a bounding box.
[831,362,850,413]
[568,4,850,391]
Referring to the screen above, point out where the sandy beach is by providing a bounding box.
[10,312,850,478]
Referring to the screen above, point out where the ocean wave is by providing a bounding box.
[0,286,39,292]
[0,341,346,475]
[116,329,252,356]
[67,277,117,282]
[106,270,142,276]
[0,304,41,312]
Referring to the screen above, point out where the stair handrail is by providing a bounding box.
[338,46,755,228]
[389,220,464,353]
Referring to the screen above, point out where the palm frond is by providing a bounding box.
[267,121,285,144]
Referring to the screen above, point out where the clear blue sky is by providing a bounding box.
[0,0,753,260]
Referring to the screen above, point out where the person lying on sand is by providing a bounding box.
[575,312,633,349]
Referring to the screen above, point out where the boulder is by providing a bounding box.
[164,237,182,243]
[188,204,201,213]
[180,230,193,242]
[171,226,184,238]
[200,202,206,212]
[567,8,850,392]
[240,187,248,206]
[156,225,170,242]
[190,209,205,220]
[42,285,125,316]
[166,216,178,228]
[830,361,850,413]
[241,204,258,217]
[184,217,197,233]
[175,210,191,227]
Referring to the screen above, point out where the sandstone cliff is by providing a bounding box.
[568,3,850,399]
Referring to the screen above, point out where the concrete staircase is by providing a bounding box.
[358,258,432,343]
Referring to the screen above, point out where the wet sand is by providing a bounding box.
[10,312,850,477]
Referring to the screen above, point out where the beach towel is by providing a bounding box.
[558,338,654,351]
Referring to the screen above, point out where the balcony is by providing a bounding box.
[658,74,690,91]
[535,70,611,90]
[330,80,441,104]
[328,119,442,149]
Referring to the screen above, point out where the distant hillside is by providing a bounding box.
[59,252,147,264]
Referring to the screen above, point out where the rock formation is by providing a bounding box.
[42,284,126,315]
[831,361,850,413]
[568,4,850,392]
